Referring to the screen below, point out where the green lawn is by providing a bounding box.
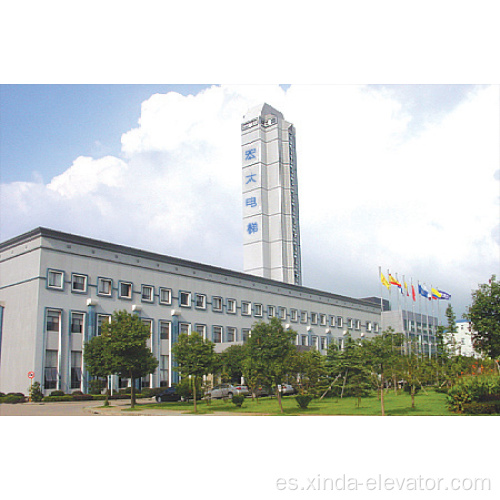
[136,389,454,416]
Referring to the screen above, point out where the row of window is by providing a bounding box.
[46,269,378,331]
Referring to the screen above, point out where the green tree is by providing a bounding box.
[362,329,400,416]
[220,344,246,383]
[465,275,500,369]
[245,318,296,413]
[171,331,217,413]
[84,333,115,406]
[100,310,158,408]
[290,350,327,397]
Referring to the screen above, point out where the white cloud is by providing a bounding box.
[1,84,498,316]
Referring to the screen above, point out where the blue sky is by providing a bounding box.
[1,84,498,320]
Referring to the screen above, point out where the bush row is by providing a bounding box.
[0,394,26,404]
[448,375,500,414]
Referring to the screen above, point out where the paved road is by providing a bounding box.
[0,399,239,416]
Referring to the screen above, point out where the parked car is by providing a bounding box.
[253,385,271,397]
[155,386,181,403]
[281,384,296,395]
[206,384,249,399]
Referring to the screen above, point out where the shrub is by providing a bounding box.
[42,395,73,402]
[30,382,44,402]
[448,375,500,413]
[295,394,313,409]
[1,395,26,404]
[49,390,66,397]
[462,401,500,415]
[72,393,94,401]
[231,395,245,407]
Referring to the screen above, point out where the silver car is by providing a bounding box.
[206,383,249,399]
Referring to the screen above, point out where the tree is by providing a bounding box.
[83,333,114,406]
[245,318,296,413]
[362,329,400,416]
[465,275,500,368]
[290,350,328,397]
[100,310,158,408]
[220,344,246,383]
[445,304,458,355]
[171,331,217,413]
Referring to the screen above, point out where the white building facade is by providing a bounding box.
[0,228,381,395]
[241,103,302,285]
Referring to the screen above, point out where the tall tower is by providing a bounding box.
[241,103,302,285]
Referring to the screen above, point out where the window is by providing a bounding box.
[44,350,58,389]
[159,321,170,340]
[311,312,318,325]
[227,298,236,314]
[241,301,251,316]
[159,355,169,387]
[195,294,206,309]
[195,324,207,339]
[329,316,336,327]
[268,305,275,318]
[312,336,319,349]
[226,327,236,342]
[70,312,84,334]
[46,310,61,332]
[179,323,191,335]
[320,314,327,326]
[347,318,353,329]
[355,319,361,330]
[159,287,172,305]
[278,307,286,320]
[213,296,223,312]
[301,335,308,346]
[290,309,299,322]
[47,269,64,290]
[142,319,153,341]
[98,277,112,296]
[141,285,154,303]
[179,291,191,307]
[70,351,82,389]
[367,321,373,332]
[300,311,308,324]
[336,316,343,328]
[71,273,87,293]
[320,337,327,350]
[254,303,263,317]
[213,326,222,343]
[242,329,251,342]
[119,281,132,299]
[97,314,111,335]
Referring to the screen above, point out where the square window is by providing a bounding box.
[301,311,308,324]
[290,309,299,322]
[159,287,172,305]
[141,285,154,303]
[159,320,170,340]
[47,270,64,289]
[213,326,222,343]
[320,314,327,326]
[226,327,236,342]
[254,303,263,317]
[70,312,85,334]
[195,324,207,339]
[213,296,223,312]
[227,298,236,314]
[179,291,191,307]
[268,305,275,318]
[195,294,206,309]
[278,307,286,319]
[311,312,318,325]
[179,323,191,335]
[242,328,250,342]
[119,282,132,299]
[241,301,251,316]
[98,277,112,296]
[71,273,87,293]
[97,314,111,335]
[46,310,61,332]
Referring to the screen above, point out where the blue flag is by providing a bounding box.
[438,289,451,300]
[418,284,429,299]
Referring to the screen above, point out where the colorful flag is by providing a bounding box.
[418,283,429,299]
[431,287,442,300]
[404,280,409,297]
[389,274,402,288]
[438,289,451,300]
[412,284,416,301]
[380,272,391,290]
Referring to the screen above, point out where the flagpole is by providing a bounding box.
[410,277,416,356]
[378,266,384,313]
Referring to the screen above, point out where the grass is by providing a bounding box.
[135,389,454,416]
